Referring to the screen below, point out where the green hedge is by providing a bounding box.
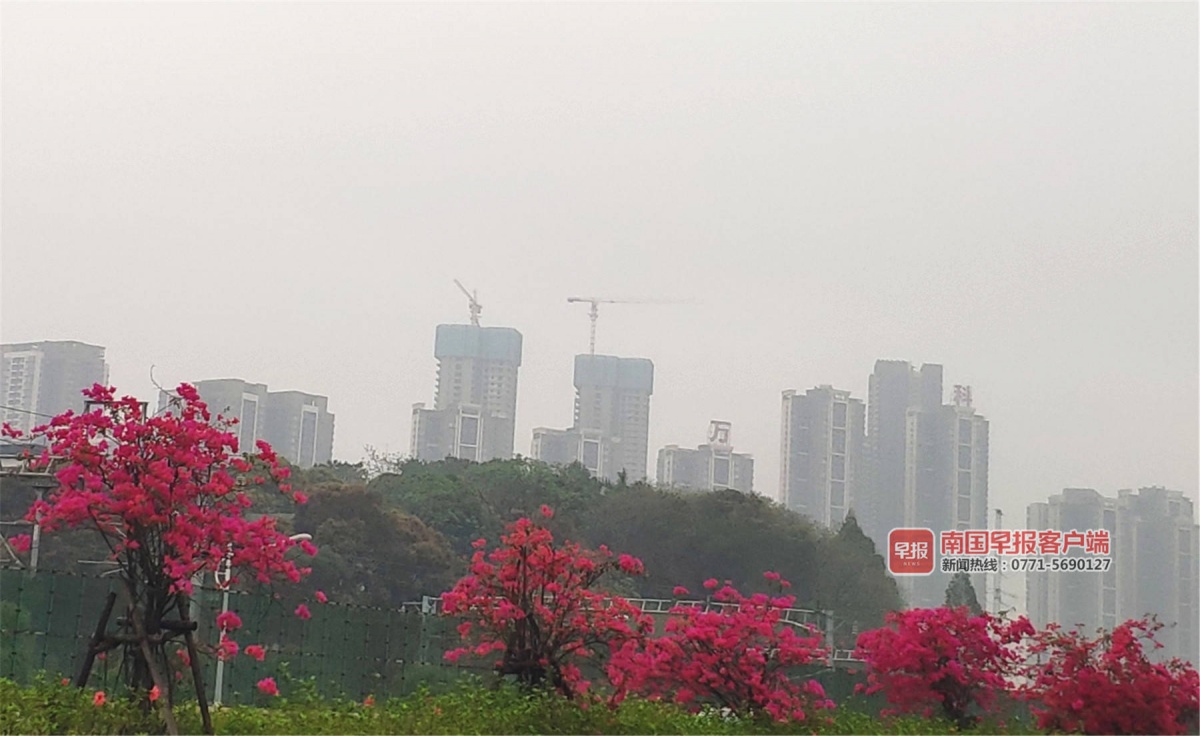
[0,676,1045,735]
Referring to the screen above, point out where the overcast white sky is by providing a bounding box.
[2,3,1196,531]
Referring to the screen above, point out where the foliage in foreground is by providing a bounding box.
[0,677,1043,735]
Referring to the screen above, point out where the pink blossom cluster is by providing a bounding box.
[1020,618,1199,735]
[442,516,654,698]
[853,606,1033,727]
[608,571,832,722]
[2,383,319,674]
[444,512,833,723]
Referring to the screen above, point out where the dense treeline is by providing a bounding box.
[360,457,899,644]
[3,456,903,646]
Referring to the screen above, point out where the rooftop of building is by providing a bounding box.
[434,324,523,364]
[573,354,654,392]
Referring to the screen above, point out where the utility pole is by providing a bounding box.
[993,508,1004,615]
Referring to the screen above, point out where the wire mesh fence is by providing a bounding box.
[1,567,878,708]
[0,567,484,704]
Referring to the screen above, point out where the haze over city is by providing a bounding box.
[2,0,1196,540]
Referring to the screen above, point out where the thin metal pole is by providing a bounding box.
[213,588,229,707]
[29,488,46,572]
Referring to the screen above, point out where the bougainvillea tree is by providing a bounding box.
[2,384,313,734]
[608,573,833,723]
[853,606,1034,730]
[1020,617,1199,735]
[441,507,654,698]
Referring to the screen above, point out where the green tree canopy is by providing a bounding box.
[292,483,460,607]
[944,571,984,616]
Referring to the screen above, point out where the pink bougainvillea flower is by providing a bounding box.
[217,635,239,661]
[0,383,313,692]
[441,516,653,700]
[149,685,161,702]
[609,578,830,722]
[295,603,311,620]
[315,590,328,604]
[539,504,554,519]
[702,578,719,590]
[672,585,689,597]
[93,691,106,706]
[244,644,266,661]
[854,606,1035,729]
[6,534,31,553]
[216,610,242,632]
[256,677,279,696]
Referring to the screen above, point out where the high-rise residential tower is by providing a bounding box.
[156,379,335,467]
[571,354,653,482]
[1027,488,1119,636]
[411,324,523,463]
[1027,486,1196,666]
[157,379,269,453]
[658,420,754,494]
[779,386,865,527]
[859,361,990,608]
[530,426,614,479]
[1114,487,1197,664]
[262,391,335,468]
[1,341,110,432]
[860,361,944,551]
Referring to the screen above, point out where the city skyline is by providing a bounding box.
[2,2,1194,541]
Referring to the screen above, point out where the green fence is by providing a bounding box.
[1,567,887,711]
[0,567,484,704]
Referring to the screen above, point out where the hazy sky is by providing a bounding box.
[3,3,1196,531]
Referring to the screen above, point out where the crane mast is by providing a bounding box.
[566,296,687,354]
[454,279,482,327]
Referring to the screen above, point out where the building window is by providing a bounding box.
[957,495,971,523]
[832,402,847,429]
[713,456,731,488]
[832,428,846,454]
[240,398,258,451]
[830,480,845,506]
[459,416,480,447]
[831,454,845,481]
[958,445,972,470]
[582,440,600,472]
[299,410,318,467]
[958,470,971,496]
[958,417,972,441]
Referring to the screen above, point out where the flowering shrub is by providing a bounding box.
[1021,617,1199,735]
[854,606,1034,729]
[2,384,312,727]
[609,572,833,723]
[441,514,653,698]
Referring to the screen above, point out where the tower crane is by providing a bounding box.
[454,279,482,327]
[566,296,681,355]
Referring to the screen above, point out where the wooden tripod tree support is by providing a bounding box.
[74,584,215,736]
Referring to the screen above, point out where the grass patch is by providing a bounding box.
[0,676,1043,735]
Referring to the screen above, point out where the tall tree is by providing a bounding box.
[812,511,903,646]
[292,483,459,606]
[944,571,984,616]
